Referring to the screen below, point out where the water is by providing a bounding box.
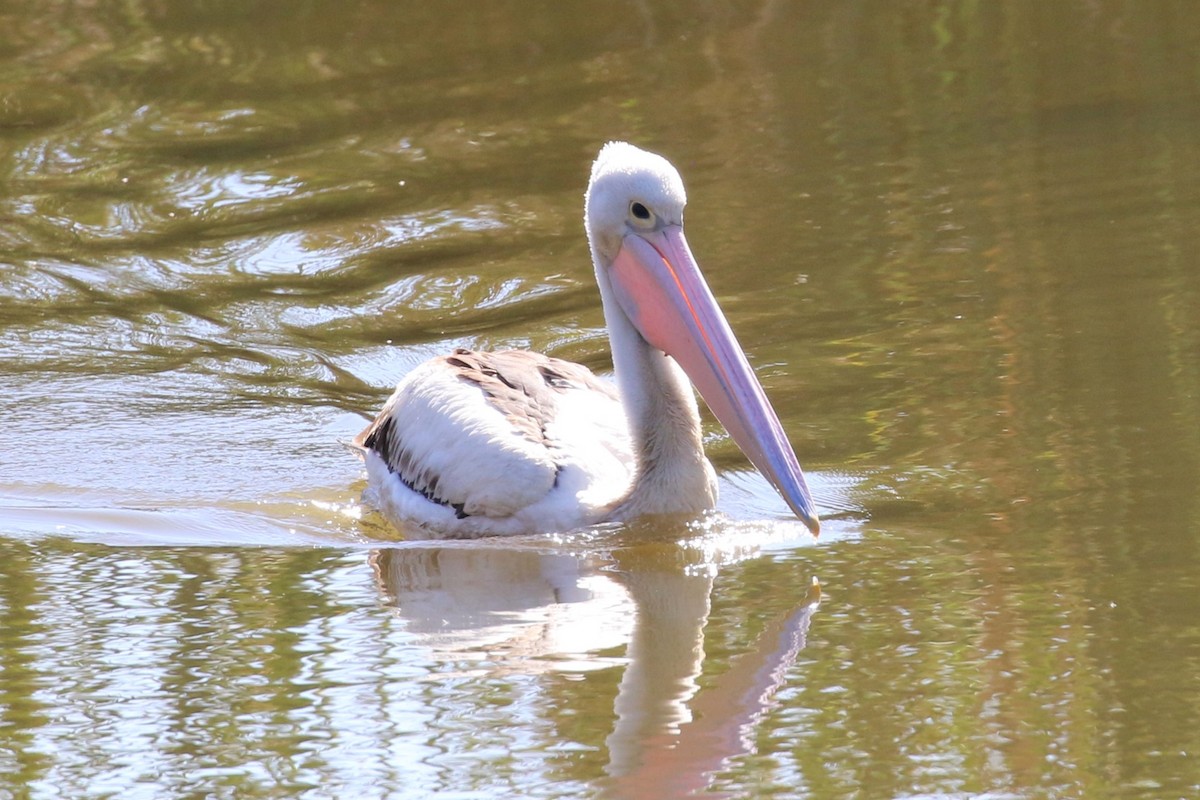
[3,2,1200,798]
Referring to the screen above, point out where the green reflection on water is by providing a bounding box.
[2,0,1200,798]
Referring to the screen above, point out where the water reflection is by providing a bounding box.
[4,0,1200,796]
[370,525,821,797]
[370,546,633,671]
[603,563,820,799]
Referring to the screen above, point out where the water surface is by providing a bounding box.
[2,2,1200,798]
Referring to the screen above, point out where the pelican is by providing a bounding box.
[354,142,819,537]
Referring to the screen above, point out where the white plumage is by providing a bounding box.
[354,143,819,537]
[358,350,634,535]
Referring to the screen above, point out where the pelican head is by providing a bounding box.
[583,142,820,535]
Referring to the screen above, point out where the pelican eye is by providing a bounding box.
[630,202,651,221]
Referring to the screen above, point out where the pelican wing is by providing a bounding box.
[355,349,624,524]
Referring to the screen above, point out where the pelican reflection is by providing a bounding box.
[369,526,820,794]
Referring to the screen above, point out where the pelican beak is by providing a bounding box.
[607,225,820,535]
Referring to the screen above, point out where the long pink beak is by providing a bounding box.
[608,225,820,535]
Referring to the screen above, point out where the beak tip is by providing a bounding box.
[785,486,820,537]
[785,492,820,537]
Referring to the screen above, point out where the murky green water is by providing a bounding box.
[3,1,1200,797]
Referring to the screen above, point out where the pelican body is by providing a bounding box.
[355,142,818,537]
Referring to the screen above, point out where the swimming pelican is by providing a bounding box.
[354,142,819,537]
